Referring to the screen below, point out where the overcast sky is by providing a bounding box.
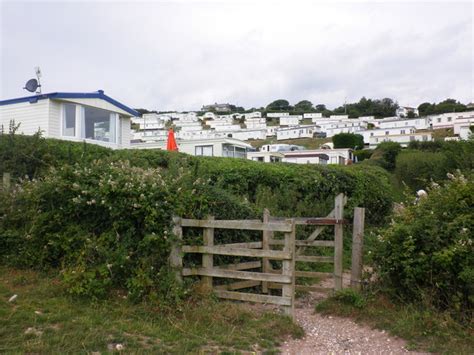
[1,0,473,111]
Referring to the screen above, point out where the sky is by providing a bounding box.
[1,0,473,111]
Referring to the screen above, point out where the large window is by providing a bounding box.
[195,145,213,156]
[62,103,119,144]
[83,106,116,143]
[62,104,76,136]
[223,144,247,158]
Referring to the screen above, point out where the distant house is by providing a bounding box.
[369,132,432,148]
[132,137,253,158]
[276,124,320,140]
[396,106,419,118]
[201,103,232,113]
[0,90,138,149]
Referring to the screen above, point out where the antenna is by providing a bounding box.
[23,67,42,94]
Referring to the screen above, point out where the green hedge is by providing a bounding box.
[0,133,395,300]
[373,173,474,318]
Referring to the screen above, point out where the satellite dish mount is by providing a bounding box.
[23,67,42,94]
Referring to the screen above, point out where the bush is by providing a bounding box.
[369,142,402,171]
[395,151,449,191]
[332,133,364,149]
[372,173,474,319]
[353,149,373,162]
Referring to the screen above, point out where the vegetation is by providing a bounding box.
[364,142,402,171]
[316,290,474,354]
[395,140,474,191]
[372,173,474,318]
[332,133,364,149]
[0,132,394,302]
[418,99,471,116]
[0,267,303,353]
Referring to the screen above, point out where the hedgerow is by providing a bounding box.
[0,133,395,300]
[372,172,474,319]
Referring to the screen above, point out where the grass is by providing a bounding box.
[0,267,303,353]
[315,290,474,354]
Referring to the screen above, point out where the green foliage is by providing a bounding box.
[395,151,449,191]
[331,288,366,309]
[266,99,292,112]
[398,140,474,191]
[418,99,469,116]
[332,133,364,149]
[368,142,402,171]
[0,133,396,301]
[372,173,474,319]
[332,97,399,118]
[294,100,314,113]
[353,149,373,162]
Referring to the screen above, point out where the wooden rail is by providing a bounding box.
[172,215,297,319]
[171,193,366,321]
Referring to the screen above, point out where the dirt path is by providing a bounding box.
[279,275,428,354]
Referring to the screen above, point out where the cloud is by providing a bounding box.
[1,1,472,110]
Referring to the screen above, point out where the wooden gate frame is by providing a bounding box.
[264,193,348,293]
[169,193,366,320]
[170,217,297,318]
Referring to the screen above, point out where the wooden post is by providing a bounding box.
[282,219,296,320]
[262,209,271,293]
[170,216,183,283]
[202,215,215,292]
[2,172,11,192]
[334,194,344,291]
[351,207,365,290]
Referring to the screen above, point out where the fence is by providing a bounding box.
[171,193,365,320]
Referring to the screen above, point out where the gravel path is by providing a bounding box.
[279,276,428,354]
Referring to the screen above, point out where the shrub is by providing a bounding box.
[353,149,373,162]
[332,133,364,149]
[395,151,449,191]
[372,173,474,319]
[369,141,402,171]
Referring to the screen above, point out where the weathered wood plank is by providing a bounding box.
[334,193,344,291]
[270,217,347,225]
[351,207,365,290]
[262,209,271,294]
[202,216,214,291]
[181,245,291,260]
[182,268,292,283]
[219,241,262,249]
[181,219,292,232]
[214,290,292,306]
[216,261,262,271]
[296,256,334,263]
[214,280,261,291]
[282,219,296,319]
[295,271,332,278]
[269,239,335,247]
[169,216,183,283]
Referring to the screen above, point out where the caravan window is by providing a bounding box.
[62,104,76,137]
[83,106,117,143]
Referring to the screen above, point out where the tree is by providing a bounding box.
[315,104,327,112]
[406,111,416,118]
[332,133,364,150]
[294,100,314,112]
[266,99,291,112]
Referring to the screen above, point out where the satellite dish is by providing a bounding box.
[24,78,39,93]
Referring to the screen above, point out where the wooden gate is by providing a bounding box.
[265,193,348,293]
[170,217,298,318]
[170,193,365,320]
